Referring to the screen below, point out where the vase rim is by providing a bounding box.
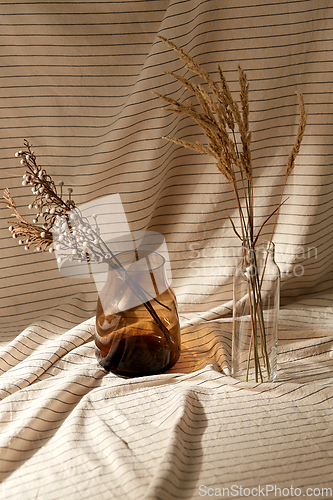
[113,249,166,272]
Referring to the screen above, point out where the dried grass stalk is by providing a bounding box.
[155,38,307,382]
[155,36,307,244]
[286,91,308,178]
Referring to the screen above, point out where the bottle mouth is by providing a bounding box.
[242,239,275,251]
[241,239,275,262]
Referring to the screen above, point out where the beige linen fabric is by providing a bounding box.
[0,1,333,499]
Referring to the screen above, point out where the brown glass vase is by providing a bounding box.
[95,250,180,377]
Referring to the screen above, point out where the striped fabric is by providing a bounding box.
[0,1,333,498]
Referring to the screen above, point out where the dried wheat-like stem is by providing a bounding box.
[156,37,307,382]
[155,37,254,243]
[158,36,222,102]
[237,65,252,182]
[156,37,306,244]
[286,91,308,178]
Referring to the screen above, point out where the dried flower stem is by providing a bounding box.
[156,37,307,381]
[1,141,173,346]
[155,37,307,248]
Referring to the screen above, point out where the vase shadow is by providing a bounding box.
[168,320,232,375]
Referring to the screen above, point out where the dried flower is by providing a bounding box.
[2,140,76,252]
[1,141,174,346]
[155,37,307,382]
[155,36,307,246]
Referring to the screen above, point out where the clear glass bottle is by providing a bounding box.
[95,250,180,377]
[232,241,280,382]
